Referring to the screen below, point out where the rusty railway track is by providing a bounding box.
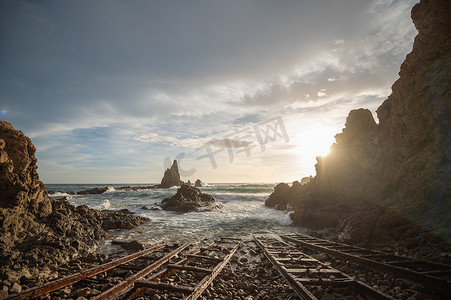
[254,236,392,299]
[282,234,451,296]
[6,233,449,299]
[125,237,239,300]
[4,238,239,300]
[4,243,167,300]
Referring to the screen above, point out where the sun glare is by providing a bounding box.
[293,126,337,168]
[302,134,333,158]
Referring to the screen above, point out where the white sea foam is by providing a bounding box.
[48,192,70,197]
[47,183,301,250]
[98,199,111,210]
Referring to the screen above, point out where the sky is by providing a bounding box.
[0,0,418,184]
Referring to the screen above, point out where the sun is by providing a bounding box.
[292,126,337,169]
[301,134,333,158]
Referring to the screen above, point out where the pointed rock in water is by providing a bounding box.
[160,160,182,188]
[160,184,221,213]
[194,179,202,187]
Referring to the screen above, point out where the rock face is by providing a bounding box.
[160,184,221,213]
[0,121,149,284]
[194,179,202,187]
[0,121,52,252]
[266,0,451,244]
[160,160,182,188]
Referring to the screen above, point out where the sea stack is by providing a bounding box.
[194,179,202,187]
[160,160,182,188]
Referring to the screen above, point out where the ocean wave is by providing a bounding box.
[105,186,116,192]
[48,192,71,197]
[101,199,111,209]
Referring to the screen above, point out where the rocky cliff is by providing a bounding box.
[267,0,451,244]
[160,160,182,188]
[0,121,149,288]
[0,121,52,252]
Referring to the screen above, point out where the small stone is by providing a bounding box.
[239,257,249,263]
[72,287,91,298]
[151,294,161,300]
[61,287,71,295]
[9,282,22,294]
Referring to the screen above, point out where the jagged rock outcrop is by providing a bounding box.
[160,184,222,213]
[0,121,149,288]
[77,187,108,195]
[160,160,182,188]
[300,176,312,185]
[194,179,202,187]
[267,0,451,244]
[0,121,52,251]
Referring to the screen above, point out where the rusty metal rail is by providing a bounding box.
[282,234,451,296]
[92,243,189,300]
[4,243,166,300]
[5,238,240,300]
[125,239,240,300]
[254,236,392,300]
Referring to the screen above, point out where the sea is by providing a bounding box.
[45,183,305,253]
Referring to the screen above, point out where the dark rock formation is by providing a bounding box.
[160,184,221,213]
[77,187,108,195]
[0,121,149,287]
[266,0,451,245]
[160,160,182,188]
[0,121,52,252]
[116,185,155,191]
[300,176,312,185]
[194,179,202,187]
[265,183,290,209]
[111,240,144,251]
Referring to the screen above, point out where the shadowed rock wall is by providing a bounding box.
[266,0,451,243]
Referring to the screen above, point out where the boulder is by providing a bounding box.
[160,160,182,188]
[160,184,221,213]
[265,183,290,209]
[194,179,202,187]
[111,240,144,251]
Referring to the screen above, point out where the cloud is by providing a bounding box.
[205,138,254,149]
[0,0,418,182]
[317,89,328,98]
